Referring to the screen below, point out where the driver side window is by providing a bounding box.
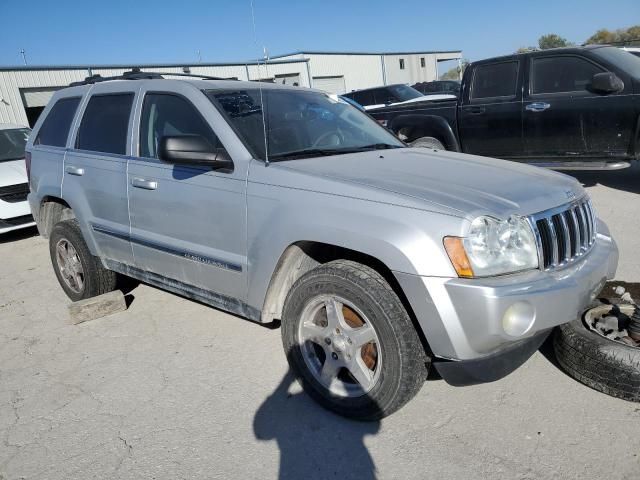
[139,93,224,159]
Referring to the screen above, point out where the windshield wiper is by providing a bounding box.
[268,144,402,161]
[352,143,403,151]
[268,148,348,161]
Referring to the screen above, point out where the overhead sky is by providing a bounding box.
[0,0,638,67]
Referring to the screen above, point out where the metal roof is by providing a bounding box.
[268,49,462,59]
[0,58,309,72]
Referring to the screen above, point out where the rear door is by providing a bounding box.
[30,94,82,210]
[127,83,247,300]
[63,83,136,265]
[523,54,633,162]
[458,59,524,158]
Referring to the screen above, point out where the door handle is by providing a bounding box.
[468,107,485,115]
[65,165,84,176]
[131,178,158,190]
[525,102,551,112]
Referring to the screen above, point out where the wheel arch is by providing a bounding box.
[260,240,435,356]
[390,114,460,152]
[37,196,75,238]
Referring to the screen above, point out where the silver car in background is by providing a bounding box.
[26,76,618,419]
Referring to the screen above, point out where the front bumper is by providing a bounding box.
[433,330,550,386]
[0,196,35,234]
[394,220,618,362]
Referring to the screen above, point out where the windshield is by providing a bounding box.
[592,47,640,80]
[0,128,30,162]
[206,88,404,161]
[387,84,424,102]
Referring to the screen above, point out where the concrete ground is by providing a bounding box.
[1,166,639,480]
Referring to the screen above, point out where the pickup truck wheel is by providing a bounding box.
[410,136,445,150]
[281,260,428,420]
[553,301,640,402]
[49,219,118,302]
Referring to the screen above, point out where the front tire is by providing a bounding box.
[49,219,118,301]
[281,260,428,420]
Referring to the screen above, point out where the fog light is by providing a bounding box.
[502,302,535,337]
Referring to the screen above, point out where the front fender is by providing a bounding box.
[244,179,462,311]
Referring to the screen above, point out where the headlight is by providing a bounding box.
[444,215,539,278]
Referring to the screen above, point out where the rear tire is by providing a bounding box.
[49,219,118,301]
[281,260,428,420]
[410,136,445,150]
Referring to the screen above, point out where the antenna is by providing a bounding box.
[249,0,269,165]
[197,50,202,63]
[19,49,27,66]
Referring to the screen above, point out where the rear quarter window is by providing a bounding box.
[34,97,81,147]
[76,93,134,155]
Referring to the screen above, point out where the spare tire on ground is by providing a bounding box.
[554,301,640,402]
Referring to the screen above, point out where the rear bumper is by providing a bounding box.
[433,330,550,386]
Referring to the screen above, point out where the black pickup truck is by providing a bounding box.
[368,45,640,169]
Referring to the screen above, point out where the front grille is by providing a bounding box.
[530,197,597,270]
[0,183,29,203]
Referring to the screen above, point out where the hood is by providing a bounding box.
[0,159,28,188]
[276,148,584,219]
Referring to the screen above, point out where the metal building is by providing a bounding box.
[0,49,461,127]
[271,50,463,93]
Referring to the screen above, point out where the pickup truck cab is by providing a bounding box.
[27,73,618,419]
[370,46,640,169]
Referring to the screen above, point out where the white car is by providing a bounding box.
[0,124,35,234]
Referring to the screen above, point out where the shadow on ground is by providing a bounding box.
[561,162,640,194]
[253,371,380,480]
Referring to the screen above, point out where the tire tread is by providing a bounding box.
[554,315,640,402]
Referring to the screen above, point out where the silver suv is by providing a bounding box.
[26,73,618,419]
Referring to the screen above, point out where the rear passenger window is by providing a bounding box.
[139,93,223,159]
[35,97,81,147]
[471,61,519,99]
[76,93,134,155]
[532,56,604,94]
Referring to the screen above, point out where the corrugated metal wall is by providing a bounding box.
[0,61,310,126]
[383,54,440,85]
[0,52,461,125]
[278,52,461,93]
[303,54,384,92]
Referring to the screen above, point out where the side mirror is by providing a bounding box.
[159,135,233,170]
[591,72,624,94]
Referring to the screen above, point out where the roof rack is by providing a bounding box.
[69,68,235,86]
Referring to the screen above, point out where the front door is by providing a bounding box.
[127,86,247,301]
[458,59,523,158]
[522,54,632,162]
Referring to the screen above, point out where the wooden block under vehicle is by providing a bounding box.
[68,290,127,325]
